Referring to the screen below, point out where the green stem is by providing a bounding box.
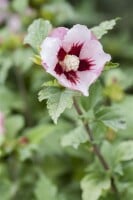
[73,97,119,196]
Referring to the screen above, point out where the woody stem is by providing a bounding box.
[73,97,119,196]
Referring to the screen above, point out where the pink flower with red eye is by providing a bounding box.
[40,24,111,96]
[0,112,5,135]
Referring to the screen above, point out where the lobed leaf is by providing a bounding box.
[47,89,74,124]
[115,141,133,162]
[35,174,57,200]
[91,18,119,39]
[95,106,126,131]
[61,126,89,149]
[38,86,79,124]
[81,173,110,200]
[38,87,59,101]
[104,62,119,71]
[24,19,52,50]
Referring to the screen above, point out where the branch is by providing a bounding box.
[73,97,119,196]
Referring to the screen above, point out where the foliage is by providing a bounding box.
[38,85,80,124]
[35,174,58,200]
[61,126,88,149]
[0,0,133,200]
[91,18,119,39]
[81,173,110,200]
[24,19,52,50]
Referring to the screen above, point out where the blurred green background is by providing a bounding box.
[0,0,133,200]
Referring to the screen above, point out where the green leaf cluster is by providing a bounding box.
[1,0,133,199]
[38,83,80,124]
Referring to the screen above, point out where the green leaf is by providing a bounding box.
[95,106,126,131]
[24,19,52,50]
[41,1,76,25]
[0,86,15,112]
[120,183,133,200]
[0,85,23,113]
[101,141,116,169]
[24,124,55,144]
[92,121,107,139]
[38,87,59,101]
[12,49,33,72]
[5,115,25,138]
[120,162,133,182]
[81,173,110,200]
[115,141,133,162]
[18,144,37,161]
[104,62,119,71]
[0,57,12,84]
[80,81,102,111]
[116,96,133,137]
[0,179,12,200]
[12,0,28,13]
[91,18,119,39]
[47,90,73,124]
[114,164,123,176]
[35,174,57,200]
[38,87,79,124]
[58,194,67,200]
[61,126,88,149]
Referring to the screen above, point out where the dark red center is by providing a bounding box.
[54,43,95,84]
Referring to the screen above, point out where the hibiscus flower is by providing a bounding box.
[40,24,111,96]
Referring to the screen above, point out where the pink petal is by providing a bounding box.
[80,40,103,59]
[63,24,91,52]
[40,37,61,70]
[76,71,97,96]
[43,62,97,96]
[49,27,69,40]
[59,71,97,96]
[80,40,111,75]
[92,52,111,75]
